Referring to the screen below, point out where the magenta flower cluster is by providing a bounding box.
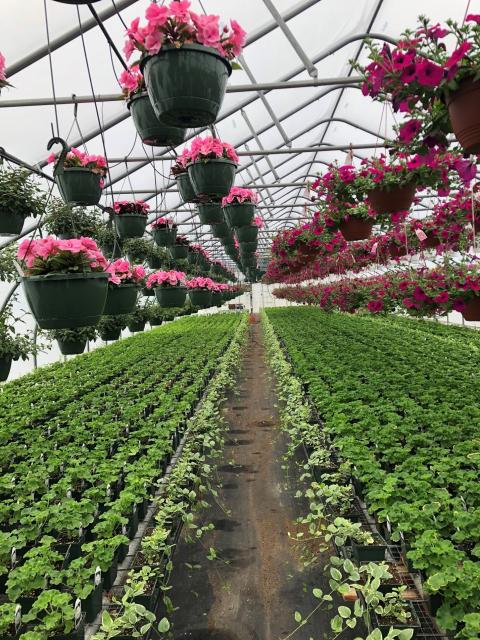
[17,237,108,272]
[222,187,259,206]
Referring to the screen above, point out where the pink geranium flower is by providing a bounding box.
[146,270,186,288]
[222,187,258,206]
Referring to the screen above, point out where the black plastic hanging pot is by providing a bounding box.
[236,225,258,243]
[153,226,177,247]
[176,173,197,204]
[100,328,122,341]
[128,321,146,332]
[210,222,230,239]
[0,212,25,237]
[22,272,109,329]
[188,288,212,308]
[0,356,12,382]
[114,214,147,239]
[154,286,187,308]
[141,44,232,127]
[103,284,139,316]
[188,158,237,198]
[224,203,255,228]
[169,244,188,260]
[127,93,186,147]
[57,339,87,355]
[211,291,223,307]
[197,202,224,225]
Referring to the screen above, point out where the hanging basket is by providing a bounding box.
[127,93,186,147]
[114,214,147,240]
[447,78,480,154]
[153,226,177,247]
[57,339,87,355]
[176,173,197,204]
[100,328,122,341]
[236,225,258,243]
[169,244,188,260]
[0,357,12,382]
[223,203,255,228]
[147,255,164,269]
[461,297,480,321]
[421,232,440,250]
[128,321,146,333]
[103,284,139,316]
[210,222,230,239]
[155,286,187,308]
[389,244,408,258]
[53,1,101,4]
[0,213,25,237]
[339,218,373,241]
[142,286,155,297]
[141,44,232,127]
[188,158,237,199]
[57,168,103,206]
[197,202,224,225]
[367,183,416,214]
[188,288,212,308]
[211,291,223,307]
[239,241,258,254]
[22,272,109,329]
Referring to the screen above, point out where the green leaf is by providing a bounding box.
[294,611,302,623]
[312,588,323,599]
[158,617,170,633]
[338,606,351,619]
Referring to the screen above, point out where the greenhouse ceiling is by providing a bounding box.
[0,0,469,268]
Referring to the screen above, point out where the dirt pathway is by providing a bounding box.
[167,319,321,640]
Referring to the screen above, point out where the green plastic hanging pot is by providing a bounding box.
[57,339,87,355]
[153,226,177,247]
[239,241,258,254]
[0,357,12,382]
[57,168,103,206]
[142,286,155,297]
[210,222,230,239]
[197,202,224,225]
[0,212,25,237]
[101,242,123,259]
[23,272,109,330]
[53,1,101,4]
[147,255,164,269]
[188,158,237,198]
[242,255,256,267]
[114,214,147,239]
[211,291,223,307]
[141,44,232,127]
[103,284,139,316]
[154,286,187,308]
[224,203,255,228]
[188,288,212,308]
[127,93,186,147]
[187,250,200,265]
[128,321,146,333]
[236,225,258,243]
[100,328,122,341]
[169,244,188,260]
[176,173,197,204]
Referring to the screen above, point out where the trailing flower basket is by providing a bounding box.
[169,244,188,260]
[0,212,26,237]
[446,79,480,155]
[197,203,224,225]
[127,93,186,147]
[103,284,139,316]
[236,225,258,243]
[188,289,212,308]
[153,227,177,247]
[114,214,147,240]
[339,218,373,241]
[57,339,87,355]
[367,183,416,214]
[141,45,232,127]
[224,203,255,228]
[155,287,187,308]
[22,272,109,329]
[100,328,122,341]
[188,158,237,198]
[461,297,480,321]
[0,356,12,382]
[211,222,230,239]
[176,173,197,204]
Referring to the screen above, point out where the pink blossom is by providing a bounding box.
[416,60,444,87]
[147,270,186,288]
[169,1,191,21]
[119,65,143,96]
[466,14,480,24]
[47,153,56,164]
[446,42,472,69]
[222,187,258,206]
[0,52,6,82]
[145,3,170,27]
[398,119,422,143]
[191,13,220,48]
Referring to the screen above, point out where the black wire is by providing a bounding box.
[111,0,128,30]
[43,0,60,137]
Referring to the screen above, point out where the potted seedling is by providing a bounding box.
[0,602,22,640]
[48,327,96,355]
[127,306,150,333]
[0,310,37,381]
[22,589,85,640]
[97,315,128,342]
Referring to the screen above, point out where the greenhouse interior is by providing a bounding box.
[1,0,480,639]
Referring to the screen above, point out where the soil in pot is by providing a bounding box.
[188,158,237,199]
[57,339,87,356]
[197,202,224,225]
[153,226,177,247]
[367,183,416,214]
[369,604,421,639]
[155,286,187,308]
[23,272,109,329]
[351,536,387,562]
[339,218,373,241]
[0,356,12,382]
[461,297,480,321]
[223,203,255,228]
[56,168,102,206]
[127,93,186,147]
[114,214,147,240]
[447,78,480,154]
[142,44,232,127]
[0,212,25,236]
[103,284,138,316]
